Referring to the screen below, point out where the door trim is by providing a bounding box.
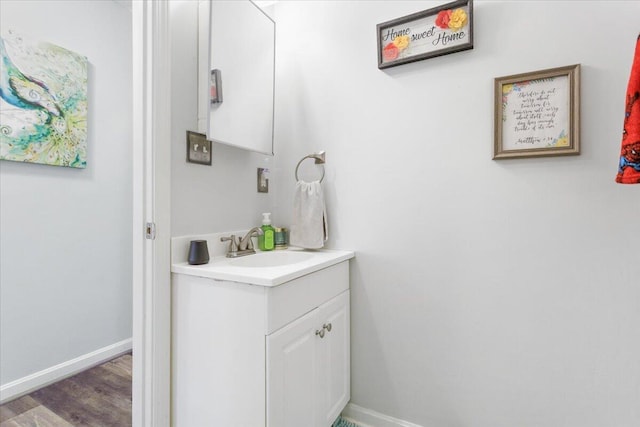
[132,1,171,426]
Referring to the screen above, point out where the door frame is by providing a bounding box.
[132,1,172,426]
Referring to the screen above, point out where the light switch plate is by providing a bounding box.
[186,131,212,165]
[257,168,269,193]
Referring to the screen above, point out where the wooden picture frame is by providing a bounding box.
[186,131,212,165]
[376,0,473,69]
[494,64,581,159]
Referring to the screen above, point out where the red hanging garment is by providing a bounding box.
[616,34,640,184]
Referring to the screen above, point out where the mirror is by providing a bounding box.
[207,1,275,155]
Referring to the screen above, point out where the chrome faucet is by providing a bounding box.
[239,227,263,251]
[220,228,263,258]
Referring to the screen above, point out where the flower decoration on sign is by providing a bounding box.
[448,9,468,31]
[382,35,411,62]
[383,43,399,61]
[548,130,569,147]
[435,8,468,32]
[435,10,451,29]
[393,35,410,51]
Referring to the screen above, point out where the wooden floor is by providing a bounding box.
[0,353,132,427]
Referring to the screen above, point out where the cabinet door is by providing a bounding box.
[318,290,350,426]
[267,308,320,427]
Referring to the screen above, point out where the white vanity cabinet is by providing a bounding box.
[171,259,350,427]
[267,290,350,427]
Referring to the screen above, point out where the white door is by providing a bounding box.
[267,308,320,427]
[318,291,351,426]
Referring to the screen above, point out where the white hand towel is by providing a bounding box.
[290,180,328,249]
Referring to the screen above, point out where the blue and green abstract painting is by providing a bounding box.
[0,31,88,168]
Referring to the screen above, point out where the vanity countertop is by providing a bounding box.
[171,248,354,287]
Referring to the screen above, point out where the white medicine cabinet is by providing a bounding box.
[198,0,275,155]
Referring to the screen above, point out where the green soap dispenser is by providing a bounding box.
[258,213,275,251]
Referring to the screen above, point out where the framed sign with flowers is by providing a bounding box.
[494,64,581,159]
[376,0,473,69]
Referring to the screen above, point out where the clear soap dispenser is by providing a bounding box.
[258,213,275,251]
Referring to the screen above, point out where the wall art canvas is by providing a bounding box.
[0,31,88,168]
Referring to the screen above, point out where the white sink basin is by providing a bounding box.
[172,248,354,286]
[228,251,313,268]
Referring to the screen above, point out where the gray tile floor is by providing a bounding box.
[0,353,132,427]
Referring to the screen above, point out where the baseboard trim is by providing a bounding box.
[342,403,424,427]
[0,338,132,404]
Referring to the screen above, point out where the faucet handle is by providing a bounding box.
[220,235,238,253]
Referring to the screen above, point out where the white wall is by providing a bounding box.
[273,1,640,426]
[170,0,276,238]
[0,0,132,387]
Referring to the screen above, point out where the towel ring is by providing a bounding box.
[295,152,326,183]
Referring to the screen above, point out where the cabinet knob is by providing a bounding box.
[315,328,325,338]
[323,323,332,332]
